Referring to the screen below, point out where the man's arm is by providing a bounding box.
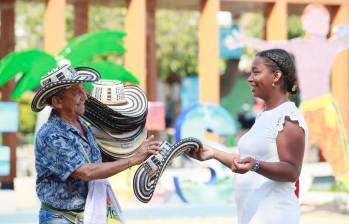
[71,136,160,181]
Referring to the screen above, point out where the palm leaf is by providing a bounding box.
[59,30,126,65]
[12,57,57,100]
[75,61,139,91]
[0,50,54,88]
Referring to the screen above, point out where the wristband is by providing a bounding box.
[250,159,261,172]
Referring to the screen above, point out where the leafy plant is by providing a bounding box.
[0,30,139,100]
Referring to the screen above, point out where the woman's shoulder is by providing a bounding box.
[275,101,308,135]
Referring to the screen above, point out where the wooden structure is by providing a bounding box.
[0,0,349,185]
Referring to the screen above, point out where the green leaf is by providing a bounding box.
[0,50,56,93]
[59,30,126,65]
[12,56,57,100]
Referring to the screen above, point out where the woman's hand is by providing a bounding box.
[131,135,160,165]
[187,144,215,161]
[231,157,257,174]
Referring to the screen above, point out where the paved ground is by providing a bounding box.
[0,192,348,224]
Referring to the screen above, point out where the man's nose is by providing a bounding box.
[79,88,88,100]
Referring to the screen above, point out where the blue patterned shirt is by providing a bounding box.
[35,111,102,210]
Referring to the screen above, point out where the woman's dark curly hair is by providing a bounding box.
[256,49,298,94]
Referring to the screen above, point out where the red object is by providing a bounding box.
[146,102,166,131]
[295,179,299,198]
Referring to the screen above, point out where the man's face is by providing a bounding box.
[59,84,87,117]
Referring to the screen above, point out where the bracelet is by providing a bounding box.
[250,159,261,172]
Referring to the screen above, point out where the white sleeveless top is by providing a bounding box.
[235,101,307,224]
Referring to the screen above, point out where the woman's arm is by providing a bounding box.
[188,144,239,169]
[232,118,305,182]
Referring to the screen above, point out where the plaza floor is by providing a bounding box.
[0,191,348,224]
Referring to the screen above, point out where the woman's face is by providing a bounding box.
[59,84,88,117]
[248,56,275,99]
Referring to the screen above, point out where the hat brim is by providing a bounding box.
[31,67,100,112]
[86,85,148,118]
[90,123,145,142]
[133,137,202,203]
[83,102,147,132]
[97,127,147,158]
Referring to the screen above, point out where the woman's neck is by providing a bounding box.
[264,94,289,111]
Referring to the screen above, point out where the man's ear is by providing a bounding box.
[51,95,63,110]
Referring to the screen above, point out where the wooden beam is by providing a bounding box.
[265,0,287,40]
[44,0,66,54]
[331,3,349,123]
[199,0,220,104]
[0,0,17,186]
[124,0,147,91]
[74,0,89,37]
[146,0,157,101]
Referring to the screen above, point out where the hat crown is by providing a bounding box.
[91,80,128,105]
[40,64,77,87]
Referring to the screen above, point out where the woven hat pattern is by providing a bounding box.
[31,65,100,112]
[133,137,202,203]
[83,80,149,159]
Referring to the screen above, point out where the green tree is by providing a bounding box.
[288,15,305,39]
[156,10,199,80]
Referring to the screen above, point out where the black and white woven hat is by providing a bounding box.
[83,79,149,160]
[31,64,100,112]
[90,80,147,118]
[91,125,148,159]
[133,137,202,203]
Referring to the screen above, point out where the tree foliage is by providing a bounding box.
[156,10,199,80]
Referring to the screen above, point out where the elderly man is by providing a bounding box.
[32,65,159,223]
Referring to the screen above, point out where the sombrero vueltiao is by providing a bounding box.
[31,64,100,112]
[83,80,148,159]
[133,137,202,203]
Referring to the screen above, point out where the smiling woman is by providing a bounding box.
[188,49,308,224]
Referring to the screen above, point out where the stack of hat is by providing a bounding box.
[133,137,202,203]
[83,79,148,160]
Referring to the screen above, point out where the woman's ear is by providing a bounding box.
[51,95,63,110]
[273,71,282,83]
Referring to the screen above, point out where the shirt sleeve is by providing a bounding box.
[40,133,86,181]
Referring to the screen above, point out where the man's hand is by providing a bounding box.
[131,135,160,165]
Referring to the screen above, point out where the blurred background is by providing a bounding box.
[0,0,348,223]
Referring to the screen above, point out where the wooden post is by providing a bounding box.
[74,0,89,37]
[330,3,349,123]
[265,0,287,40]
[199,0,220,104]
[146,0,157,101]
[0,0,16,188]
[44,0,66,54]
[124,0,147,91]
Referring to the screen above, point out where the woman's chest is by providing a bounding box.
[237,117,279,160]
